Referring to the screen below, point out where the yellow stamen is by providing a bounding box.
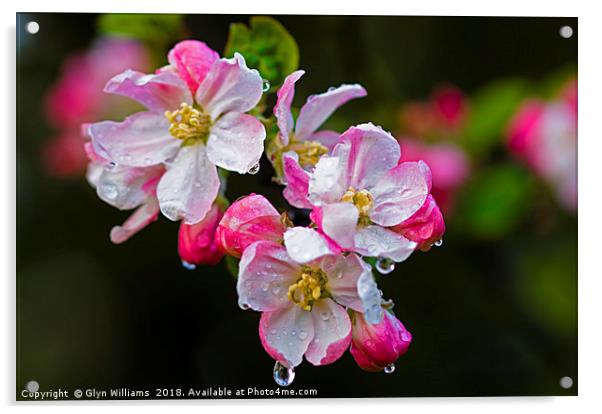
[342,187,373,226]
[287,266,328,311]
[284,139,328,168]
[165,103,212,144]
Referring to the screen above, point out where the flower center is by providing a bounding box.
[287,266,329,311]
[284,138,328,168]
[341,187,373,226]
[165,103,212,145]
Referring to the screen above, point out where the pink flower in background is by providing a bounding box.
[89,40,266,225]
[397,138,470,213]
[284,123,445,261]
[178,202,225,267]
[350,310,412,372]
[84,140,164,244]
[43,38,151,177]
[400,84,468,138]
[506,79,577,211]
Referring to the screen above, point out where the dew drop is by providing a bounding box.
[101,183,118,200]
[298,330,308,340]
[273,361,295,386]
[327,86,336,92]
[384,363,396,374]
[248,163,260,175]
[434,239,443,247]
[376,257,395,275]
[262,79,271,92]
[143,157,152,166]
[106,161,117,169]
[181,260,196,270]
[271,329,277,335]
[239,302,250,310]
[320,311,330,321]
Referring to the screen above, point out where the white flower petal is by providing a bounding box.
[305,299,351,366]
[283,227,336,264]
[353,225,417,262]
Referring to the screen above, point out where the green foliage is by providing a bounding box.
[224,16,299,91]
[455,163,535,239]
[460,78,530,158]
[98,14,184,63]
[225,255,240,279]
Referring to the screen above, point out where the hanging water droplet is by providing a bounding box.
[248,163,260,175]
[384,363,396,374]
[376,257,395,275]
[327,86,336,92]
[181,260,196,270]
[262,79,271,92]
[273,361,295,386]
[434,239,443,247]
[239,302,250,310]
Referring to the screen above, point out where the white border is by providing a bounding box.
[3,1,601,413]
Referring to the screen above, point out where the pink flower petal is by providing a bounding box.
[305,298,352,366]
[168,40,220,95]
[319,202,359,250]
[195,53,263,119]
[215,194,286,258]
[110,198,160,244]
[259,305,314,368]
[283,227,339,264]
[206,112,266,174]
[178,203,225,266]
[156,144,220,224]
[303,129,340,150]
[335,123,401,191]
[353,225,416,262]
[282,152,312,209]
[104,69,192,112]
[274,70,304,145]
[369,160,432,227]
[237,241,300,312]
[295,84,367,140]
[95,164,164,210]
[89,111,180,167]
[392,194,445,252]
[318,253,369,312]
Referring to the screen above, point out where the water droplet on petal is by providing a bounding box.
[262,79,271,92]
[384,363,396,374]
[273,361,295,386]
[327,86,336,92]
[101,183,119,200]
[107,161,117,169]
[238,300,250,310]
[248,163,260,175]
[434,239,443,247]
[320,311,330,321]
[181,260,196,270]
[298,330,308,340]
[376,257,395,275]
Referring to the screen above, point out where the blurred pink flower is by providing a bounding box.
[178,202,225,266]
[506,79,577,211]
[397,137,470,212]
[43,38,151,177]
[350,309,412,372]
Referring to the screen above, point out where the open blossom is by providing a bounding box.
[43,38,150,177]
[84,140,163,244]
[271,70,366,173]
[350,309,412,372]
[284,123,444,261]
[178,202,226,266]
[506,79,577,211]
[89,40,266,225]
[397,138,469,213]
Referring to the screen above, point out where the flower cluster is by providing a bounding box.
[84,38,446,385]
[506,78,577,211]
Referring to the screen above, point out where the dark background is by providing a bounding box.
[17,14,577,398]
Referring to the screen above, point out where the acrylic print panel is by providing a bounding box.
[16,13,577,400]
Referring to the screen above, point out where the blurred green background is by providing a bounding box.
[17,13,577,398]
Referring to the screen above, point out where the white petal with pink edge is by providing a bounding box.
[206,112,265,174]
[156,144,220,224]
[308,155,347,205]
[283,227,336,264]
[353,225,417,262]
[305,298,352,366]
[259,306,315,368]
[237,241,300,312]
[110,198,160,244]
[295,84,367,140]
[319,202,359,250]
[320,253,369,312]
[282,152,312,209]
[96,164,163,210]
[303,129,340,150]
[89,111,180,167]
[370,160,432,227]
[357,270,384,324]
[104,69,192,112]
[195,53,263,119]
[274,70,304,145]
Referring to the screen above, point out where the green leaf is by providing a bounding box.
[224,16,299,91]
[460,78,530,158]
[454,163,535,239]
[224,255,240,279]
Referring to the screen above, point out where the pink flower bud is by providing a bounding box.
[392,194,445,251]
[350,310,412,372]
[178,203,225,266]
[215,194,287,258]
